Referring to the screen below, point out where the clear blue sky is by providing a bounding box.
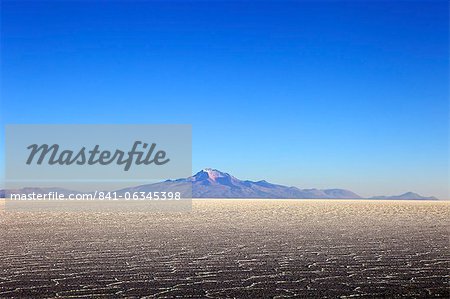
[1,1,449,198]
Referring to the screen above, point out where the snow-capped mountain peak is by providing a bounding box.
[193,168,234,183]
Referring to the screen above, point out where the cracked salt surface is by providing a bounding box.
[0,199,448,298]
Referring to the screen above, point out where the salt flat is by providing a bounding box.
[0,199,448,298]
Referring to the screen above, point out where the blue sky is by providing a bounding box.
[1,1,449,198]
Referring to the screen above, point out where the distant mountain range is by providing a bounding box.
[118,168,362,199]
[0,168,438,200]
[369,192,437,200]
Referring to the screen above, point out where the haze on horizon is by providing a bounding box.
[0,1,448,199]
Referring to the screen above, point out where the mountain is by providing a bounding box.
[369,192,437,200]
[116,168,362,199]
[0,169,438,200]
